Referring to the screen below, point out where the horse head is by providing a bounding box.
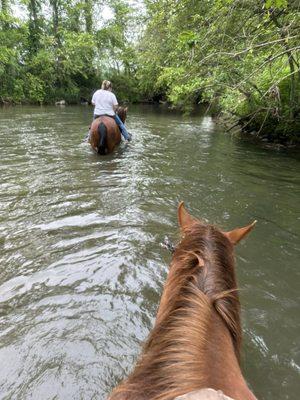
[116,106,128,123]
[110,203,257,400]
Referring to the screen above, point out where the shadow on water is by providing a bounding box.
[0,105,299,399]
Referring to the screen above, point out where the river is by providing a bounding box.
[0,105,299,399]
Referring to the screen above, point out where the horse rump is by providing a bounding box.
[97,122,107,155]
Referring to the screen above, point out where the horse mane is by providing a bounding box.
[110,222,242,400]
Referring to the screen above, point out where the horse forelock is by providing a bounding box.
[109,222,242,400]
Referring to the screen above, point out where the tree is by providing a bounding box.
[137,0,300,142]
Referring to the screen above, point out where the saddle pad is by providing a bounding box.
[175,388,234,400]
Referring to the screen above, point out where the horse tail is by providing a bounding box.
[97,122,107,155]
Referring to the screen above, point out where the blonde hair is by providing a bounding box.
[101,80,112,90]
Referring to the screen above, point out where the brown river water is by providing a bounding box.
[0,105,299,399]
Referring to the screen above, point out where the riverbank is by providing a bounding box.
[216,112,300,148]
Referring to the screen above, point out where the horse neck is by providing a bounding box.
[111,285,251,400]
[203,310,257,400]
[110,286,213,400]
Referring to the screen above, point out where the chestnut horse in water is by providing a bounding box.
[89,107,127,155]
[109,202,257,400]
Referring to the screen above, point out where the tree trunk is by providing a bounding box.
[1,0,8,13]
[50,0,60,44]
[1,0,9,29]
[50,0,62,86]
[270,12,297,118]
[84,0,93,33]
[28,0,41,54]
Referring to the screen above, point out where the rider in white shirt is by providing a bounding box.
[91,80,131,141]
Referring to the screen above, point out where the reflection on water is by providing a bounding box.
[0,105,299,399]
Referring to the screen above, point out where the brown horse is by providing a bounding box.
[89,107,127,155]
[109,202,257,400]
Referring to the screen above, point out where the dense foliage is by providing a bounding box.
[0,0,139,104]
[138,0,300,143]
[1,0,299,143]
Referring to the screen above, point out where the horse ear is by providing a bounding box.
[178,202,199,231]
[224,220,257,245]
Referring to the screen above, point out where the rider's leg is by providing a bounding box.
[114,114,131,141]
